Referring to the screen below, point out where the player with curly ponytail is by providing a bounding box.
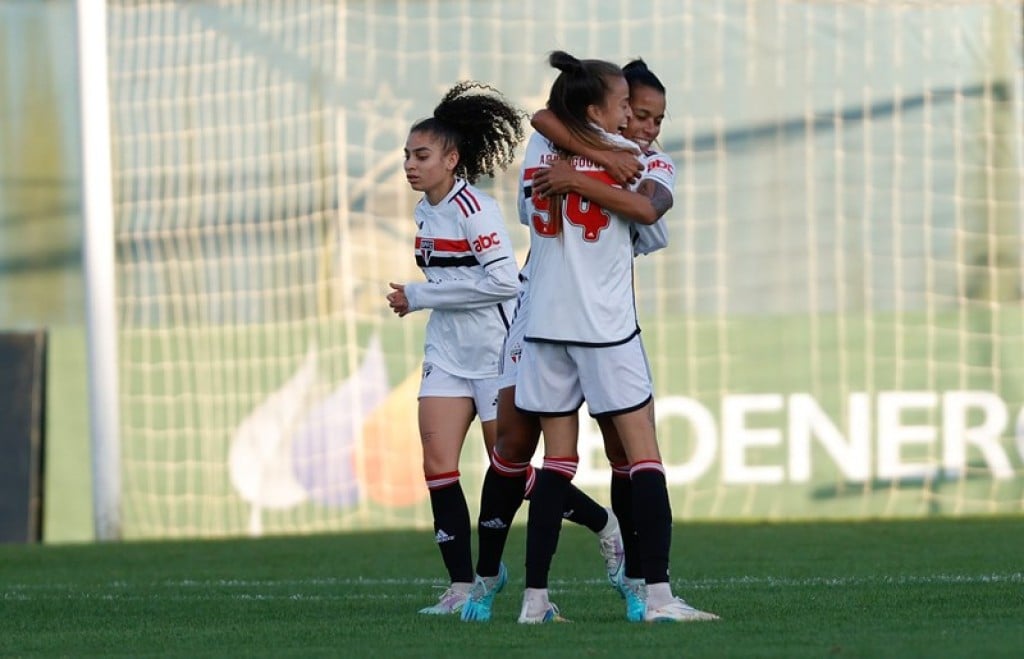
[409,81,525,185]
[385,82,523,616]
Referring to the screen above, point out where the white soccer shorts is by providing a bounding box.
[513,335,653,416]
[497,306,528,391]
[417,361,501,422]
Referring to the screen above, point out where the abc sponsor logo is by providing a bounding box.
[648,159,674,175]
[472,232,501,252]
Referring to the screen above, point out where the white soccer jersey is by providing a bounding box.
[404,179,519,379]
[630,148,677,256]
[516,147,673,270]
[519,132,640,346]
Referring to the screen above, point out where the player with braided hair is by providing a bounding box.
[386,81,524,615]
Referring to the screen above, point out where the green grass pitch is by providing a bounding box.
[2,518,1022,657]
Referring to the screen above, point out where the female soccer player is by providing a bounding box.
[513,51,717,624]
[529,58,699,623]
[461,60,673,624]
[386,81,523,615]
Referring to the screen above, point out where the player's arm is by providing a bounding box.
[630,215,669,256]
[629,152,676,253]
[404,211,519,312]
[404,259,518,312]
[531,109,641,186]
[532,159,672,226]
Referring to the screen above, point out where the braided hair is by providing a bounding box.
[410,81,525,183]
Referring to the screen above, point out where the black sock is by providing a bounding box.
[428,476,473,584]
[630,466,672,585]
[610,467,640,579]
[525,469,573,588]
[562,483,609,533]
[475,465,526,577]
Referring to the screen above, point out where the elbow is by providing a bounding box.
[633,204,660,225]
[637,198,672,225]
[484,266,520,299]
[483,260,520,299]
[495,278,520,299]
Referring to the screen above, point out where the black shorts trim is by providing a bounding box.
[589,394,653,419]
[523,326,641,348]
[515,398,584,418]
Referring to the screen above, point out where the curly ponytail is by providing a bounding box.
[410,81,526,183]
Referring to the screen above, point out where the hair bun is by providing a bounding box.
[548,50,584,75]
[622,58,649,75]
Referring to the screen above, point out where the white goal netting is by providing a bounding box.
[105,0,1024,538]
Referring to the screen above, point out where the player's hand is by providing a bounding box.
[387,282,410,317]
[595,149,643,186]
[532,159,579,197]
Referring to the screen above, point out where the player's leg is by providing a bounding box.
[514,342,580,623]
[560,476,623,590]
[417,368,477,615]
[577,342,652,621]
[470,315,614,597]
[578,339,717,622]
[475,313,538,582]
[612,406,717,622]
[501,410,619,587]
[491,391,611,545]
[462,378,519,622]
[490,324,614,550]
[597,416,635,605]
[520,413,577,623]
[472,386,536,577]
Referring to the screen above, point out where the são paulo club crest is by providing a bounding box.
[419,238,434,265]
[510,342,522,363]
[422,362,434,379]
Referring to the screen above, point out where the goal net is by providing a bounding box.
[102,0,1024,538]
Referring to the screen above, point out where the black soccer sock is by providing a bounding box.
[610,462,641,579]
[524,458,577,589]
[630,461,672,585]
[426,471,473,584]
[530,466,607,532]
[562,482,609,533]
[475,457,528,577]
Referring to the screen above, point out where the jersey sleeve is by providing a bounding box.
[629,151,676,256]
[631,219,669,256]
[517,164,531,227]
[404,199,519,311]
[639,151,677,191]
[517,133,549,227]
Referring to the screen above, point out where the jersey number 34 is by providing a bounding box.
[525,168,615,242]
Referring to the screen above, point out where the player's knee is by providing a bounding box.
[494,425,539,463]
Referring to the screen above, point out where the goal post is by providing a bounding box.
[85,0,1024,539]
[76,0,121,541]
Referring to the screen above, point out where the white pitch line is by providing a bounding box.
[1,592,421,602]
[3,572,1021,596]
